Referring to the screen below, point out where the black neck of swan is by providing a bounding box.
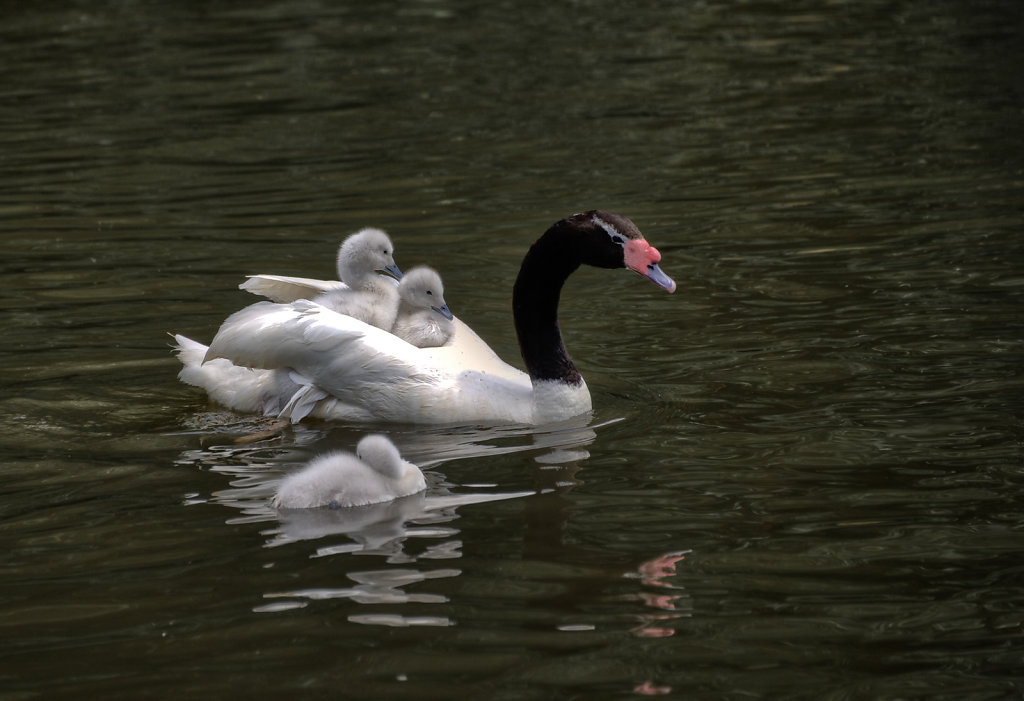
[512,213,626,385]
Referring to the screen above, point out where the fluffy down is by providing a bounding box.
[391,266,455,348]
[240,227,403,333]
[272,434,426,508]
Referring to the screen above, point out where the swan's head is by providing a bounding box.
[336,228,403,284]
[397,266,454,320]
[355,434,411,480]
[567,211,676,293]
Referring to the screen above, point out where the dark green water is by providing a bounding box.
[2,1,1022,698]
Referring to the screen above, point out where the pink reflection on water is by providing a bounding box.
[629,549,692,638]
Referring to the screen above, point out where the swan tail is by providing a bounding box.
[172,333,278,415]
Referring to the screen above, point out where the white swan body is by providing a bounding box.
[272,435,426,509]
[198,300,557,423]
[391,266,454,348]
[173,307,530,423]
[176,211,675,425]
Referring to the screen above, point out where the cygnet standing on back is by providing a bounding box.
[271,434,426,509]
[314,228,403,331]
[390,266,455,348]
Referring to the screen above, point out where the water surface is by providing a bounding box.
[2,1,1022,698]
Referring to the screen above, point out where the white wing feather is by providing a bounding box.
[201,300,537,423]
[239,274,347,303]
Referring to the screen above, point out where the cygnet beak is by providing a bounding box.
[380,263,403,280]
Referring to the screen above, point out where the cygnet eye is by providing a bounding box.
[426,290,433,296]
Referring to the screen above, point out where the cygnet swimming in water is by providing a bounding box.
[390,266,455,348]
[313,228,403,331]
[271,434,426,509]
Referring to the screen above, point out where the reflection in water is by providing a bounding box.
[3,0,1021,696]
[173,413,619,623]
[261,566,461,618]
[171,413,691,637]
[265,490,534,554]
[267,492,434,553]
[628,550,693,639]
[633,680,674,696]
[390,415,620,470]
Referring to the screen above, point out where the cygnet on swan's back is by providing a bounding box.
[313,228,402,331]
[239,227,404,304]
[390,266,455,348]
[271,435,426,509]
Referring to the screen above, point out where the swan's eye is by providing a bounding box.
[593,215,627,246]
[426,290,433,296]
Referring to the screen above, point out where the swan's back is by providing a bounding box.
[202,300,538,424]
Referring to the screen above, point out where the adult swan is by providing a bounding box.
[174,210,675,425]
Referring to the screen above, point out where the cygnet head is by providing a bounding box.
[336,228,403,286]
[398,266,453,320]
[355,434,410,480]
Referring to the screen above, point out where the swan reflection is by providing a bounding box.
[627,550,694,638]
[173,413,612,623]
[264,488,534,555]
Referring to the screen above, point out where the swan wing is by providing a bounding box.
[239,274,347,303]
[204,300,535,423]
[204,300,425,382]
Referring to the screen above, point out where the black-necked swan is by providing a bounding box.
[174,210,675,424]
[391,266,455,348]
[238,227,403,313]
[271,434,426,509]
